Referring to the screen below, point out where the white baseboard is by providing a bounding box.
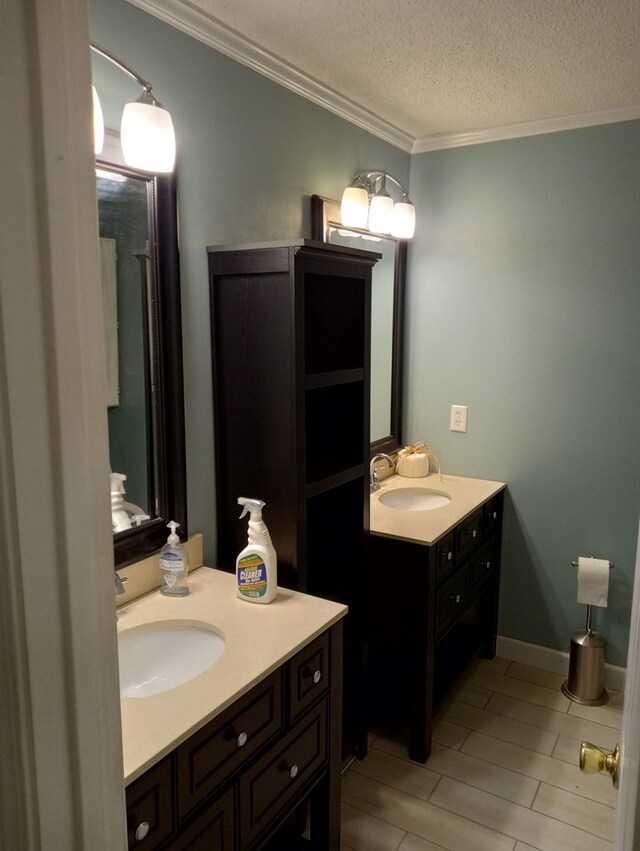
[496,635,626,694]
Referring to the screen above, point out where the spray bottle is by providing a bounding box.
[236,498,277,603]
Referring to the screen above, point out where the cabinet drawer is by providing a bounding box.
[240,699,328,847]
[483,497,502,538]
[435,534,455,583]
[172,786,236,851]
[456,510,482,559]
[177,669,283,821]
[469,543,496,594]
[288,631,330,721]
[436,568,469,639]
[126,755,175,851]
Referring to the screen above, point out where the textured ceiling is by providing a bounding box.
[140,0,640,148]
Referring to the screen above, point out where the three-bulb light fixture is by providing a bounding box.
[341,171,416,239]
[91,42,176,173]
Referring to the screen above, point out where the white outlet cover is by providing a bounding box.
[450,404,468,432]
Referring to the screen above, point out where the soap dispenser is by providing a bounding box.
[159,521,189,596]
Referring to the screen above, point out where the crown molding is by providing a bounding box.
[127,0,414,152]
[126,1,640,156]
[412,103,640,153]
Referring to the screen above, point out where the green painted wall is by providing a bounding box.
[91,0,409,565]
[92,0,640,667]
[407,124,640,666]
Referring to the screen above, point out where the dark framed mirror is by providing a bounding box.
[311,195,405,456]
[97,133,187,567]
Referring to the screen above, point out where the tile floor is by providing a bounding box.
[341,656,622,851]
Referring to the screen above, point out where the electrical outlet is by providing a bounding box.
[450,404,468,433]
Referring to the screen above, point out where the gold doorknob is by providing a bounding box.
[580,741,620,788]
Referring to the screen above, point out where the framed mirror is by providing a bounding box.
[311,195,406,456]
[97,132,187,567]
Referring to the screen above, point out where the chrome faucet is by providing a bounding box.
[115,573,128,596]
[370,453,395,493]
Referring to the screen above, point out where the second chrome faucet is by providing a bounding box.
[370,453,395,493]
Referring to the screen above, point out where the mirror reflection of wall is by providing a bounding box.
[328,230,395,442]
[97,168,155,518]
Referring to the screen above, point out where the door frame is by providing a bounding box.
[0,0,126,847]
[613,520,640,849]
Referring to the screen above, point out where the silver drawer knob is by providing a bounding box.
[472,529,477,538]
[450,593,461,604]
[134,822,150,841]
[491,511,497,519]
[288,764,299,780]
[482,561,491,570]
[313,669,322,684]
[236,731,248,748]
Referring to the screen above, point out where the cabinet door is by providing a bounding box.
[125,755,175,851]
[436,566,469,639]
[469,541,497,594]
[435,533,455,583]
[288,631,330,722]
[456,510,482,559]
[239,699,328,847]
[177,670,283,821]
[173,787,236,851]
[483,495,502,538]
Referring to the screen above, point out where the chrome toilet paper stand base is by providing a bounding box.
[561,560,613,706]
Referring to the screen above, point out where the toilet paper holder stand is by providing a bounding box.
[561,559,613,706]
[570,559,614,635]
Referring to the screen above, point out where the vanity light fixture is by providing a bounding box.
[90,41,176,173]
[341,171,416,239]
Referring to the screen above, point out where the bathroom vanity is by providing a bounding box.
[118,567,346,850]
[368,474,505,762]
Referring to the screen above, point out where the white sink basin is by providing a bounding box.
[118,622,225,699]
[378,488,451,512]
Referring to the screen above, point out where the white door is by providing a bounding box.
[612,520,640,849]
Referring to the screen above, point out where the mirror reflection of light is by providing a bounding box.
[96,168,127,182]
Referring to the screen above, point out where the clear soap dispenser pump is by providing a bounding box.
[159,521,189,596]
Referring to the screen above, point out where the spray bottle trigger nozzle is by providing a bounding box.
[237,497,266,521]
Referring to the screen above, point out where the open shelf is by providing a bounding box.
[304,273,365,374]
[433,593,491,707]
[305,382,365,484]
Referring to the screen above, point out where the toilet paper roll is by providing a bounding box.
[576,557,610,608]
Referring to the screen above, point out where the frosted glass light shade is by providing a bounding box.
[121,100,176,173]
[341,186,369,228]
[92,86,104,154]
[368,193,395,234]
[391,200,416,239]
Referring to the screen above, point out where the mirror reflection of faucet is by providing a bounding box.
[110,472,150,532]
[370,453,395,493]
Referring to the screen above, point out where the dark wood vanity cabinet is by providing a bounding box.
[368,491,504,763]
[125,622,342,850]
[207,239,379,761]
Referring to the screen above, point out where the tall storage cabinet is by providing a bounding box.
[208,239,379,761]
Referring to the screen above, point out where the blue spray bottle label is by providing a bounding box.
[237,553,268,598]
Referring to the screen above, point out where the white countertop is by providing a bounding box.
[370,473,506,546]
[117,566,346,784]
